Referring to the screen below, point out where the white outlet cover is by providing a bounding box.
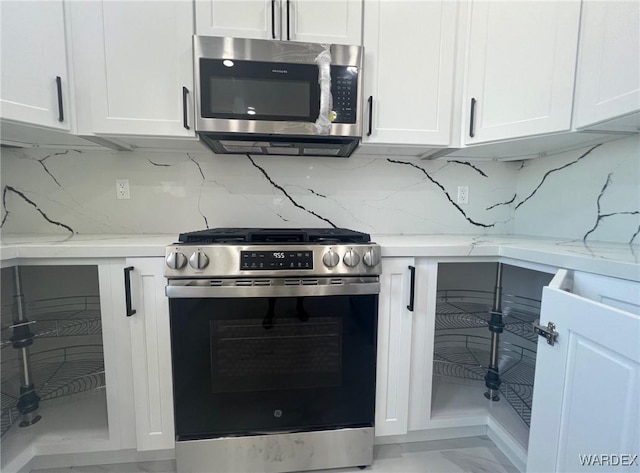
[457,185,469,205]
[116,179,130,200]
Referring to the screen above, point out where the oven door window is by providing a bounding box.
[199,59,320,122]
[169,295,377,440]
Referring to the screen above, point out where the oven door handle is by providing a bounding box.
[166,282,380,298]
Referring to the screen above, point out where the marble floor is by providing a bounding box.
[32,436,518,473]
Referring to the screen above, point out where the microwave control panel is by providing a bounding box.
[331,66,358,124]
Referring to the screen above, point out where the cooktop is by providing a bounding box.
[177,228,371,244]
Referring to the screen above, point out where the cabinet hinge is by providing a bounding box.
[533,319,558,346]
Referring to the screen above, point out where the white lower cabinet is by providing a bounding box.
[0,260,137,472]
[125,258,175,451]
[376,259,639,472]
[527,270,640,473]
[375,258,415,436]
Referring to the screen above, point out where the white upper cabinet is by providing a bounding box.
[528,270,640,473]
[287,0,362,45]
[196,0,362,45]
[573,0,640,130]
[76,1,195,137]
[362,0,457,146]
[0,0,70,130]
[463,1,581,145]
[196,0,278,40]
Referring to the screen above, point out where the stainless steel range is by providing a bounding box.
[164,228,381,473]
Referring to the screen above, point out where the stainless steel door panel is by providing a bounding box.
[176,427,373,473]
[166,278,380,298]
[194,36,362,66]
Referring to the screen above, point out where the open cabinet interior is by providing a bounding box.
[1,265,108,465]
[431,262,553,451]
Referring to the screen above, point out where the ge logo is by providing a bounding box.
[273,409,283,418]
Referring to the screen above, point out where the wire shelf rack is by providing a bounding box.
[433,334,536,426]
[1,345,105,437]
[1,296,101,349]
[435,290,541,343]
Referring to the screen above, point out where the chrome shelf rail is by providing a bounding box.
[1,295,101,348]
[435,289,541,343]
[1,345,105,437]
[433,334,536,426]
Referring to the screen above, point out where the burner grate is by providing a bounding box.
[177,228,371,244]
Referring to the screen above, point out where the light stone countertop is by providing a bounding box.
[1,233,638,282]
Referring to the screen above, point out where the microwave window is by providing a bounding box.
[209,77,310,118]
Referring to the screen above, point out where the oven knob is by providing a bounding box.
[322,249,340,268]
[166,251,187,270]
[363,249,380,267]
[343,249,360,267]
[189,250,209,270]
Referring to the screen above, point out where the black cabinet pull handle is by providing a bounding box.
[56,76,64,122]
[407,265,416,312]
[469,97,477,138]
[182,87,190,130]
[286,0,291,40]
[124,266,136,317]
[271,0,276,39]
[367,96,373,136]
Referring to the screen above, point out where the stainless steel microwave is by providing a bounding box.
[193,36,363,157]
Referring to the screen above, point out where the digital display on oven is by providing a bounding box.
[240,251,314,270]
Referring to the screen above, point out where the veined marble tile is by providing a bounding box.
[2,135,638,243]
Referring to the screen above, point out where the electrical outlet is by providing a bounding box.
[116,179,130,200]
[457,185,469,205]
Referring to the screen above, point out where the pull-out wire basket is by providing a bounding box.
[435,290,541,343]
[1,345,105,437]
[433,334,536,426]
[1,296,101,349]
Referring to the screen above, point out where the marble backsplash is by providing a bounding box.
[1,135,638,243]
[513,135,639,244]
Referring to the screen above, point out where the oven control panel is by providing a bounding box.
[164,244,381,278]
[240,251,313,271]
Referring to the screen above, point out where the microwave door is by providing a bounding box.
[199,59,320,123]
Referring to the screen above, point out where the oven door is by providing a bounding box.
[167,279,378,441]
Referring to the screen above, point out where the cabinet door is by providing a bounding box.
[287,0,362,45]
[528,270,640,473]
[126,258,175,451]
[362,0,456,146]
[573,1,640,129]
[195,0,279,40]
[375,257,415,437]
[464,1,580,144]
[0,0,69,130]
[86,1,194,136]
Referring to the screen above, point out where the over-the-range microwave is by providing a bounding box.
[193,36,363,157]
